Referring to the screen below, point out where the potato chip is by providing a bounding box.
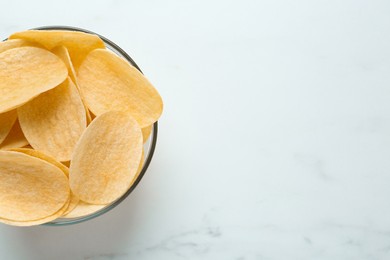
[142,125,153,143]
[62,201,106,219]
[0,120,28,150]
[9,148,69,177]
[9,30,105,69]
[0,110,17,145]
[18,77,87,161]
[51,46,92,124]
[0,39,26,53]
[70,111,143,204]
[78,49,163,128]
[0,151,70,221]
[64,150,144,218]
[7,148,81,216]
[0,197,70,226]
[0,39,44,54]
[0,46,67,113]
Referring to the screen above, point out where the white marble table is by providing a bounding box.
[1,0,390,259]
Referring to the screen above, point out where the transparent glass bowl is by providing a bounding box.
[7,26,158,225]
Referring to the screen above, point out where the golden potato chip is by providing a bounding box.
[0,120,28,150]
[70,111,143,204]
[9,148,69,177]
[64,150,145,218]
[0,39,44,54]
[18,77,87,161]
[0,39,26,53]
[7,148,80,216]
[0,110,17,145]
[0,151,70,221]
[51,46,93,124]
[142,125,153,143]
[0,46,67,114]
[0,196,70,226]
[9,30,105,69]
[78,49,163,128]
[62,201,106,219]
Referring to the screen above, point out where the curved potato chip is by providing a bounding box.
[0,39,27,53]
[51,46,93,124]
[0,39,42,54]
[9,148,69,177]
[0,151,70,221]
[0,196,70,226]
[0,110,17,145]
[142,125,153,143]
[62,201,106,219]
[70,111,143,204]
[0,46,67,113]
[9,30,105,69]
[64,150,145,218]
[7,148,80,216]
[78,49,163,128]
[18,78,87,161]
[0,120,28,150]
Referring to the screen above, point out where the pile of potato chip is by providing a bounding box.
[0,30,163,226]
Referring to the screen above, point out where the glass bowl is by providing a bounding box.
[4,25,158,225]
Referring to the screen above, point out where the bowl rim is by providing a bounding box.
[4,25,158,225]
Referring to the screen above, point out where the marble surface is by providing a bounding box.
[1,0,390,259]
